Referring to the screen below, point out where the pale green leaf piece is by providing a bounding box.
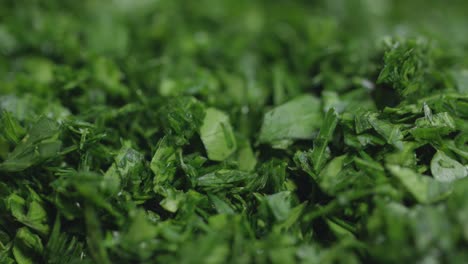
[200,108,237,161]
[431,151,467,182]
[236,137,257,171]
[159,188,186,213]
[259,95,322,148]
[266,191,292,221]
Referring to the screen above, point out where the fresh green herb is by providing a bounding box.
[1,0,468,263]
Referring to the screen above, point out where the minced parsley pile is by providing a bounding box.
[1,0,468,263]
